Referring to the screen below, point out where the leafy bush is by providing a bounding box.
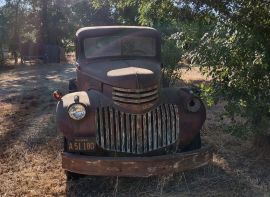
[185,19,270,135]
[161,37,182,87]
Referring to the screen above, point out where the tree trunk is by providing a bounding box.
[12,0,21,65]
[41,0,49,44]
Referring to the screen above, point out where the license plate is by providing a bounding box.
[67,138,96,152]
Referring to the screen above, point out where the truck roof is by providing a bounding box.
[76,26,160,39]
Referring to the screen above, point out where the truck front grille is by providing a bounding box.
[96,104,180,154]
[112,86,158,104]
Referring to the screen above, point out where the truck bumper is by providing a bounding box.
[62,145,213,177]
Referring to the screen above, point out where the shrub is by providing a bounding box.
[161,37,182,87]
[186,19,270,135]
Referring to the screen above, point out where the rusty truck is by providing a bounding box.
[54,26,212,179]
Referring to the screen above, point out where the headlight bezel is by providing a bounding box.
[187,97,201,113]
[68,103,87,120]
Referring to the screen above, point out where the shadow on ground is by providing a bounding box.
[0,64,74,154]
[65,164,264,197]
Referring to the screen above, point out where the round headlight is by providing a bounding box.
[68,103,86,120]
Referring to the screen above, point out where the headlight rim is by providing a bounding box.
[187,97,201,113]
[68,103,87,120]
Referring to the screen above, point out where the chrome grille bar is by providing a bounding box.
[96,104,180,154]
[112,89,158,98]
[112,86,159,105]
[112,94,158,104]
[143,113,148,152]
[126,114,131,152]
[120,112,125,151]
[113,86,158,93]
[104,108,110,149]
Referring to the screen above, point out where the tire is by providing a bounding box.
[68,79,78,93]
[181,132,201,152]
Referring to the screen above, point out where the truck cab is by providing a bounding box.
[55,26,212,178]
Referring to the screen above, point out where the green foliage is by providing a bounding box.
[224,123,252,139]
[109,0,140,24]
[0,5,8,46]
[161,37,182,87]
[0,6,6,65]
[185,13,270,134]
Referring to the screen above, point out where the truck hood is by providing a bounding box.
[79,59,161,89]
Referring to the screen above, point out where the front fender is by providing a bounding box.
[160,87,206,148]
[56,91,95,139]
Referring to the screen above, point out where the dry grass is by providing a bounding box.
[0,64,269,196]
[178,66,211,85]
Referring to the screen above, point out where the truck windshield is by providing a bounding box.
[83,36,156,58]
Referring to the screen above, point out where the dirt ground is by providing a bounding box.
[0,63,269,196]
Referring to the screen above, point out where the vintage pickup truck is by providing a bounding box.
[54,26,212,179]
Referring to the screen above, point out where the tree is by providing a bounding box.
[181,0,270,136]
[1,0,24,64]
[0,4,8,65]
